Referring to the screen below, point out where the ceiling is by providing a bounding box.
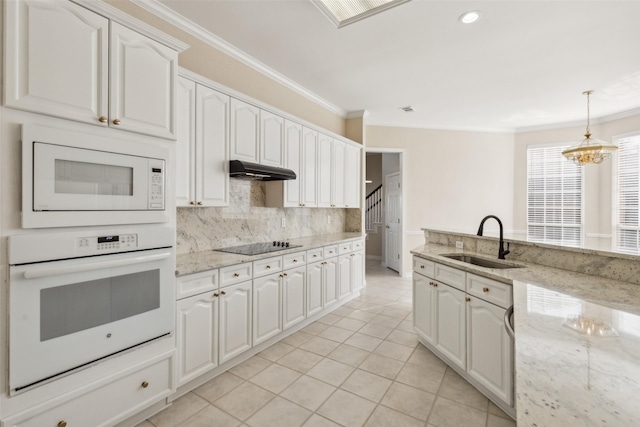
[156,0,640,132]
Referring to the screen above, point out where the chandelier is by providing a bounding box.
[561,90,617,165]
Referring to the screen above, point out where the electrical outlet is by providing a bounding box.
[456,241,464,249]
[327,215,331,224]
[281,217,286,228]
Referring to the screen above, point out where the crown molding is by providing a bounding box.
[365,120,515,134]
[515,107,640,134]
[130,0,347,118]
[346,110,368,119]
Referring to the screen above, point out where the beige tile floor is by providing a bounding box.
[139,260,516,427]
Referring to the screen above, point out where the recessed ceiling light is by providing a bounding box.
[459,10,481,24]
[400,106,414,112]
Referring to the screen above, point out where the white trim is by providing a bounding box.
[516,107,640,134]
[130,0,347,118]
[366,120,515,134]
[346,110,368,119]
[585,233,612,239]
[71,0,188,52]
[405,230,424,236]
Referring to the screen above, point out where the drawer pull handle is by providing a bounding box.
[420,265,425,269]
[141,381,149,388]
[465,297,471,302]
[58,421,67,427]
[233,273,240,277]
[221,291,226,295]
[213,292,219,297]
[483,287,490,293]
[266,265,271,269]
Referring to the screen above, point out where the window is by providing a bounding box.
[613,133,640,254]
[527,144,583,247]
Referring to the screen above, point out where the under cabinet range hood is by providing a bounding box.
[229,160,296,181]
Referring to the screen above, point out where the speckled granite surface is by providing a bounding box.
[411,241,640,426]
[176,232,363,276]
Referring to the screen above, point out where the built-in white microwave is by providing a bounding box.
[22,124,170,228]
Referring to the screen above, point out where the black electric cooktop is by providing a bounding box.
[215,241,302,256]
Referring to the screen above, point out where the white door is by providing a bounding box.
[176,76,196,207]
[176,292,218,386]
[253,274,282,345]
[282,266,306,330]
[435,282,466,370]
[385,172,402,272]
[283,121,303,207]
[219,281,252,363]
[301,127,318,207]
[260,111,285,167]
[412,274,435,344]
[338,254,352,299]
[4,0,109,124]
[307,261,324,317]
[467,296,513,406]
[323,258,338,307]
[110,22,177,139]
[197,85,230,206]
[230,98,260,162]
[317,134,333,208]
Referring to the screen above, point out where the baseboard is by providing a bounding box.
[366,255,382,260]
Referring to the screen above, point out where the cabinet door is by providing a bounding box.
[176,76,196,207]
[338,254,352,300]
[5,0,109,124]
[351,251,364,291]
[283,266,306,330]
[253,274,282,345]
[323,258,338,308]
[317,134,333,208]
[301,127,318,207]
[344,144,361,208]
[110,22,177,139]
[230,98,260,162]
[412,274,435,344]
[307,261,324,317]
[176,292,218,386]
[435,282,466,370]
[331,140,346,207]
[219,281,252,363]
[283,120,303,207]
[467,297,513,406]
[260,111,284,167]
[197,85,230,206]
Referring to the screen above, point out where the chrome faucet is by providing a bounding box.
[476,215,510,259]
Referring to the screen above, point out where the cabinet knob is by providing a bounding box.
[433,283,438,287]
[189,201,196,205]
[141,381,149,388]
[420,265,424,269]
[279,274,284,278]
[98,116,108,123]
[197,201,203,205]
[113,118,121,125]
[313,255,318,258]
[220,290,226,295]
[58,421,67,427]
[482,287,490,293]
[233,273,239,277]
[302,204,306,206]
[213,292,219,297]
[465,297,471,302]
[266,265,271,269]
[293,259,297,262]
[283,273,288,277]
[385,225,390,229]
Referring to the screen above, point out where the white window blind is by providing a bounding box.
[527,145,583,247]
[614,134,640,254]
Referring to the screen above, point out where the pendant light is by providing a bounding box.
[562,90,617,165]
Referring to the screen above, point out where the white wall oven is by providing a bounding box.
[22,124,169,228]
[8,226,175,394]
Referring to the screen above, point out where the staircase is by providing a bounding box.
[365,185,383,234]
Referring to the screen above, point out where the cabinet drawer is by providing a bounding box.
[307,248,323,262]
[220,263,253,287]
[338,242,353,255]
[434,263,466,291]
[413,257,435,278]
[283,251,306,268]
[466,273,512,309]
[352,239,364,251]
[176,269,218,300]
[9,357,172,427]
[253,256,283,278]
[323,245,338,258]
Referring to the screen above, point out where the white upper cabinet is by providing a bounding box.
[301,127,318,207]
[4,0,109,124]
[331,140,346,208]
[283,121,303,207]
[176,77,230,207]
[109,22,177,138]
[344,144,361,208]
[317,133,333,208]
[230,98,260,163]
[260,111,285,167]
[5,0,180,139]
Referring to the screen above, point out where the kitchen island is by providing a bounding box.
[411,229,640,426]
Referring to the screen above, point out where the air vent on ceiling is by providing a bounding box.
[400,106,414,112]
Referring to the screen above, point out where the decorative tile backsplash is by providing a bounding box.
[177,179,359,254]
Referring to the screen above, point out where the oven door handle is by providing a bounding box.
[23,252,172,279]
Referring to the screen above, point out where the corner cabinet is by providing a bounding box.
[4,0,183,139]
[176,75,230,207]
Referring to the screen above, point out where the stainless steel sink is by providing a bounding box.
[440,253,523,269]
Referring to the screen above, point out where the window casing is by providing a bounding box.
[613,133,640,254]
[527,144,584,247]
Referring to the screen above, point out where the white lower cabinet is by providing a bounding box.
[176,291,219,386]
[253,273,282,346]
[323,257,339,308]
[412,273,435,345]
[351,250,364,291]
[467,296,513,406]
[338,254,352,300]
[219,281,253,363]
[434,281,466,370]
[307,260,324,317]
[282,266,306,330]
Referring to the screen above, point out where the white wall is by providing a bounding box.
[366,126,515,274]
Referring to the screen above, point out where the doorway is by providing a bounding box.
[364,150,404,276]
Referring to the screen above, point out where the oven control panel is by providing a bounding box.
[77,234,138,252]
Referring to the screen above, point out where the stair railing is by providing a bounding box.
[365,184,383,231]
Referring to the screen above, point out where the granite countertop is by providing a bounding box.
[411,243,640,426]
[176,232,364,276]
